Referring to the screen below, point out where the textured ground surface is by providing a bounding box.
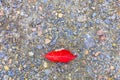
[0,0,120,80]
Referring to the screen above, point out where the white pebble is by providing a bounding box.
[28,52,34,56]
[43,61,48,68]
[58,13,63,18]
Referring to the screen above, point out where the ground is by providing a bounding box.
[0,0,120,80]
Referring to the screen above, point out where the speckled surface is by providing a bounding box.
[0,0,120,80]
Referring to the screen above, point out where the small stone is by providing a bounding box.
[96,19,100,24]
[45,39,51,44]
[85,50,89,55]
[110,66,115,70]
[0,23,1,26]
[43,0,48,3]
[112,43,117,47]
[28,0,37,3]
[19,65,23,71]
[118,51,120,56]
[118,11,120,15]
[58,13,63,18]
[84,34,95,49]
[68,74,72,80]
[8,59,12,65]
[94,52,101,57]
[0,10,4,16]
[39,6,43,11]
[50,34,58,45]
[28,52,34,56]
[16,10,20,14]
[9,77,13,80]
[99,0,104,3]
[54,11,58,16]
[4,66,9,71]
[44,69,51,75]
[92,13,97,18]
[8,70,14,77]
[118,25,120,29]
[36,45,43,49]
[37,27,42,36]
[31,28,36,32]
[0,65,2,70]
[108,78,113,80]
[91,7,96,10]
[25,78,28,80]
[30,64,35,68]
[3,75,9,80]
[97,30,106,41]
[82,60,86,65]
[0,51,6,59]
[104,19,111,24]
[99,35,106,41]
[97,30,104,36]
[43,61,48,68]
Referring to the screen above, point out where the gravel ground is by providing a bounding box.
[0,0,120,80]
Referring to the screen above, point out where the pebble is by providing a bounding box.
[118,11,120,15]
[104,19,111,24]
[4,66,9,71]
[39,6,43,11]
[0,22,1,26]
[36,45,43,49]
[112,43,117,47]
[43,61,48,68]
[95,19,100,24]
[92,13,97,18]
[50,34,58,45]
[68,74,72,80]
[25,78,28,80]
[0,10,4,16]
[85,50,89,55]
[58,13,63,18]
[0,65,2,70]
[28,0,37,3]
[97,30,106,41]
[108,78,113,80]
[94,52,101,57]
[110,66,115,70]
[44,69,51,75]
[3,75,9,80]
[45,39,51,44]
[31,28,37,32]
[8,70,14,77]
[28,51,34,56]
[8,58,12,65]
[97,30,104,36]
[37,27,42,36]
[43,0,48,3]
[0,51,6,59]
[99,35,106,41]
[84,34,95,49]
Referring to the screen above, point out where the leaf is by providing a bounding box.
[45,49,77,63]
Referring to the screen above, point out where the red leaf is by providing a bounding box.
[45,49,77,63]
